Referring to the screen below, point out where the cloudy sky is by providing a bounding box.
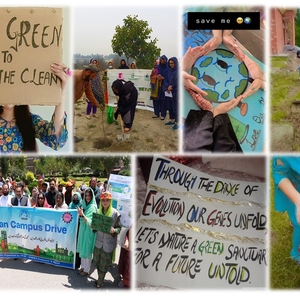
[72,5,180,59]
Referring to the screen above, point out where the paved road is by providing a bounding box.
[0,245,130,293]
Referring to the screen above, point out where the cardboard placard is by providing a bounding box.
[91,213,113,234]
[136,155,267,289]
[0,7,63,105]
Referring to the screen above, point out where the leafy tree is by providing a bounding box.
[111,15,161,69]
[0,157,10,177]
[295,9,300,46]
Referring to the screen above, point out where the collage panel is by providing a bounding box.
[0,6,72,154]
[135,155,267,290]
[4,1,299,295]
[72,6,180,153]
[182,6,266,153]
[270,155,300,289]
[0,154,133,290]
[270,7,300,152]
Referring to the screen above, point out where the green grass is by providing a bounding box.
[271,56,288,68]
[271,71,300,123]
[270,163,300,289]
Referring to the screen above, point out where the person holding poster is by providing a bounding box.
[92,191,121,289]
[272,156,300,264]
[0,62,69,153]
[76,187,97,277]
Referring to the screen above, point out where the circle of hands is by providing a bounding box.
[182,30,265,116]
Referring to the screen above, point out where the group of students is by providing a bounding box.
[0,176,131,290]
[150,55,179,131]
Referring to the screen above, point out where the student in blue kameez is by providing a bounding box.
[154,55,171,120]
[272,156,300,263]
[163,57,179,130]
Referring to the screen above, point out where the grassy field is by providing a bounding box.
[270,161,300,289]
[271,56,300,123]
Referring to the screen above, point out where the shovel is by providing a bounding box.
[117,114,130,141]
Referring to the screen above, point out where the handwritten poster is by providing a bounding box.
[135,156,267,289]
[91,213,113,234]
[182,9,265,152]
[0,7,63,105]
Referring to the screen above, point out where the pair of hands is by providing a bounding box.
[186,87,242,116]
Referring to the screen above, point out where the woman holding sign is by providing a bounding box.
[0,62,69,153]
[76,187,98,277]
[272,156,300,264]
[92,191,121,289]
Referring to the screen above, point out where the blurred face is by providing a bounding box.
[15,187,22,198]
[90,178,97,188]
[112,87,119,96]
[160,58,166,65]
[90,72,97,80]
[73,195,79,205]
[49,181,56,191]
[32,189,38,196]
[169,60,175,69]
[38,195,45,206]
[58,186,63,192]
[2,184,9,196]
[101,193,111,210]
[85,191,92,203]
[85,70,97,81]
[56,195,63,206]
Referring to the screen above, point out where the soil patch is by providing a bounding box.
[74,99,179,153]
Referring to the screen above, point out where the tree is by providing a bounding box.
[111,15,161,69]
[101,156,130,178]
[0,157,9,177]
[295,9,300,46]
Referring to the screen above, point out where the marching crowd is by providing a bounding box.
[0,175,131,290]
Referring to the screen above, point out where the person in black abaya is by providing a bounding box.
[111,79,138,133]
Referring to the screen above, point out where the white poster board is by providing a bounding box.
[135,155,267,289]
[107,69,153,110]
[108,173,133,228]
